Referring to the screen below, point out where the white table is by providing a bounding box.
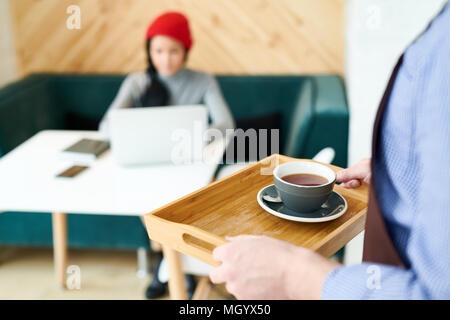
[0,130,224,289]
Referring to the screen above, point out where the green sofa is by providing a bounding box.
[0,73,348,250]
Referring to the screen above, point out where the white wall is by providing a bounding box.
[343,0,447,265]
[345,0,446,166]
[0,0,18,87]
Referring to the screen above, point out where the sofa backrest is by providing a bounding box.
[0,74,63,156]
[216,75,306,118]
[51,74,306,130]
[0,73,348,166]
[50,74,125,120]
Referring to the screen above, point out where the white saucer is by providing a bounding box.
[257,184,348,223]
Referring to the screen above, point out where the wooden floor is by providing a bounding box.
[0,245,232,300]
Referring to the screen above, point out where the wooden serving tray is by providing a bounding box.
[144,154,368,266]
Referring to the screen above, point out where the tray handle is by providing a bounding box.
[144,215,228,266]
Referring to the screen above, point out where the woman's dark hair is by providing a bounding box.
[139,38,170,107]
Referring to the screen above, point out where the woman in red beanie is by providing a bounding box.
[99,11,235,137]
[98,12,235,299]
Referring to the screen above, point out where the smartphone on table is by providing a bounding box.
[56,165,89,178]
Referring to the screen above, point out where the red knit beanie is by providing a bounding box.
[146,12,193,51]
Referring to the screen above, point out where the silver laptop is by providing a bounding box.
[109,105,208,166]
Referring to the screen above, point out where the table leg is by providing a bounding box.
[162,245,188,300]
[52,212,67,289]
[192,277,211,300]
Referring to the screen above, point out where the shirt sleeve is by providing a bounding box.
[322,41,450,300]
[98,75,140,139]
[202,75,236,138]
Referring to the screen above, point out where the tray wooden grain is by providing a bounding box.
[144,154,368,266]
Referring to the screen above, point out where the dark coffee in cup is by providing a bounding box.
[281,173,328,186]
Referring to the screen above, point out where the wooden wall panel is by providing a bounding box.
[9,0,344,76]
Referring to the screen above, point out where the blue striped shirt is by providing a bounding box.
[322,3,450,299]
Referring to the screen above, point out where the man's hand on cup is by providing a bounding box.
[336,158,371,188]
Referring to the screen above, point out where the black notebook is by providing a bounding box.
[61,138,110,163]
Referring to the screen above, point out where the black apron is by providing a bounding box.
[362,54,406,268]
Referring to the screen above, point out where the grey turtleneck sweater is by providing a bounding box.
[98,68,236,138]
